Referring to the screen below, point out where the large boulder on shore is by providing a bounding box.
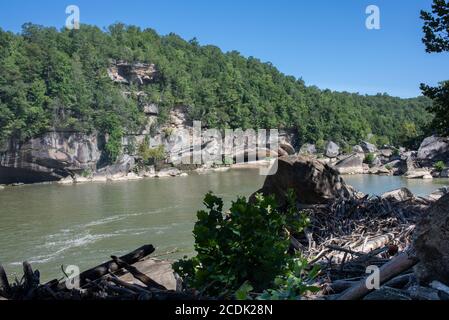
[417,136,449,162]
[334,153,365,175]
[251,155,355,206]
[325,141,340,158]
[413,194,449,286]
[381,188,414,202]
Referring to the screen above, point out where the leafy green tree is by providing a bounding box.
[420,0,449,135]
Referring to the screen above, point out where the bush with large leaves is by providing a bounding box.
[173,191,310,297]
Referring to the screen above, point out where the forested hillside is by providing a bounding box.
[0,23,432,155]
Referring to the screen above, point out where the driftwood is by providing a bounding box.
[47,244,155,289]
[338,248,419,300]
[111,255,167,291]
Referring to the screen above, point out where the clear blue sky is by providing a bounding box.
[0,0,447,98]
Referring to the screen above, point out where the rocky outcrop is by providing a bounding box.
[361,141,378,153]
[108,61,158,85]
[352,145,364,153]
[414,194,449,285]
[251,155,355,206]
[334,153,365,175]
[0,132,101,184]
[417,136,449,163]
[381,188,414,202]
[325,141,339,158]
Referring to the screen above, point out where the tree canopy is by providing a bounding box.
[0,23,432,158]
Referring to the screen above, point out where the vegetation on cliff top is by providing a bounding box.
[0,23,432,156]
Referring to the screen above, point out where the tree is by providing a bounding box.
[420,0,449,135]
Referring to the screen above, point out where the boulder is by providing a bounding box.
[404,169,433,180]
[251,155,355,206]
[361,141,378,153]
[95,154,136,178]
[0,132,101,184]
[413,194,449,285]
[427,187,449,201]
[381,188,414,202]
[299,143,316,155]
[325,141,340,158]
[352,145,364,154]
[143,103,159,116]
[417,136,449,162]
[380,149,393,158]
[156,167,181,178]
[279,142,295,155]
[334,153,365,175]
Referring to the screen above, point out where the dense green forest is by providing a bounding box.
[0,23,432,158]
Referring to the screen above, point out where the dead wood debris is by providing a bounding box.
[291,195,449,300]
[0,245,196,301]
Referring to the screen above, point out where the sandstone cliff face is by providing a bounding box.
[107,61,158,85]
[0,132,101,184]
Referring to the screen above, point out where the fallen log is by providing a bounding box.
[338,248,419,300]
[111,255,167,291]
[54,244,155,289]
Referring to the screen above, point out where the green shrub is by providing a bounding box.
[163,127,175,137]
[138,139,166,164]
[364,153,375,165]
[392,148,400,157]
[173,191,311,298]
[434,161,447,172]
[105,127,123,163]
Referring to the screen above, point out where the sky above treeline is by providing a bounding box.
[0,0,448,98]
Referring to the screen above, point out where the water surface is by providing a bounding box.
[0,171,446,281]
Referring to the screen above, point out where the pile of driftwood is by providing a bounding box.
[0,245,195,301]
[289,194,449,300]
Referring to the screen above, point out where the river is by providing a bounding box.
[0,170,447,281]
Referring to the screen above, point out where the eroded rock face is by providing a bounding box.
[107,61,158,85]
[413,194,449,286]
[0,132,101,184]
[251,155,355,206]
[417,136,449,162]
